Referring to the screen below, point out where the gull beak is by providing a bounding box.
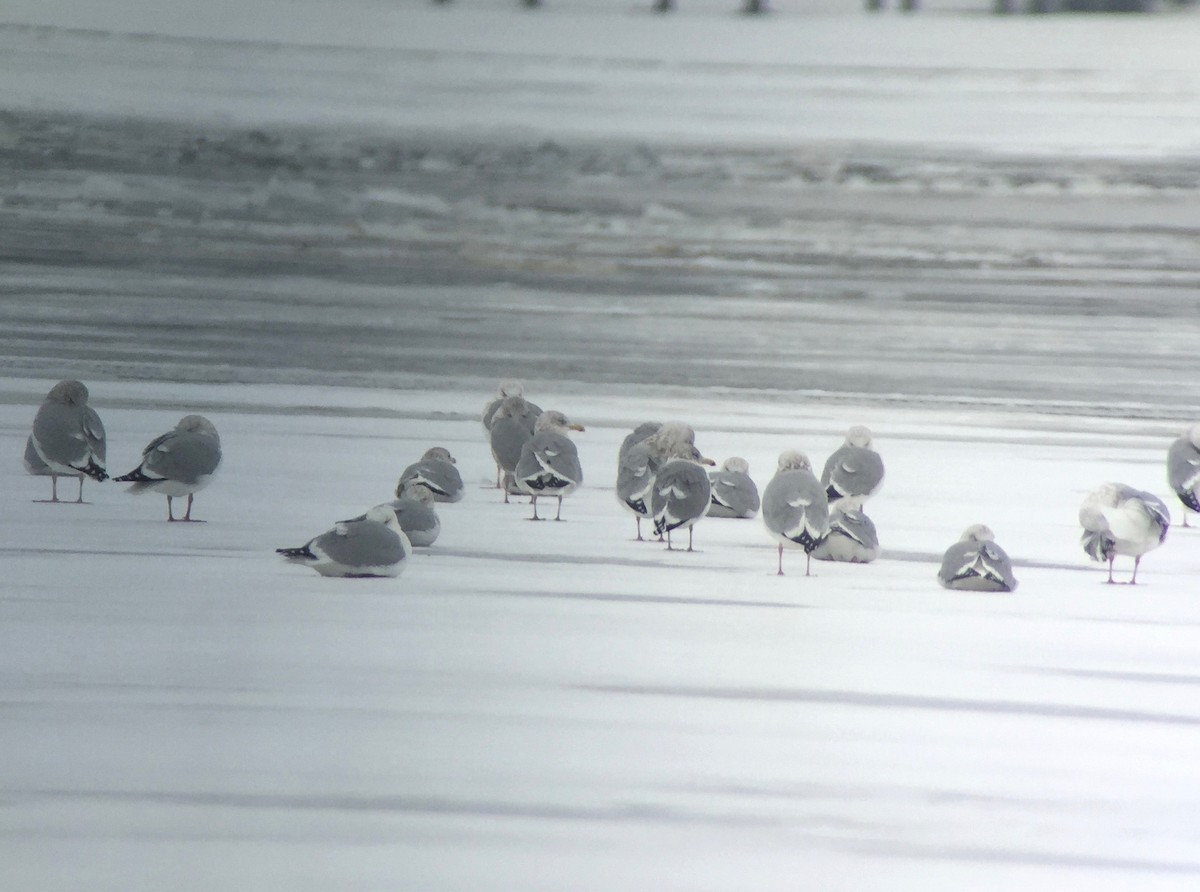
[700,455,716,466]
[570,423,586,432]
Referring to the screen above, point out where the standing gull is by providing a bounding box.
[1167,422,1200,527]
[937,524,1017,592]
[398,447,464,504]
[811,505,880,564]
[616,421,690,540]
[1079,482,1170,585]
[490,396,539,500]
[762,450,830,577]
[651,444,716,551]
[483,383,542,487]
[27,379,108,503]
[114,414,222,522]
[821,425,884,509]
[707,456,760,519]
[514,410,585,521]
[277,505,411,578]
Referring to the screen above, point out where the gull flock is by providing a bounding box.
[22,378,1200,587]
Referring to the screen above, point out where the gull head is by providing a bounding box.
[776,450,812,473]
[48,379,89,407]
[720,456,750,474]
[845,425,873,448]
[535,410,585,434]
[959,523,996,543]
[422,446,456,464]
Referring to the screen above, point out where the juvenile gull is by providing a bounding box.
[616,421,692,540]
[812,505,880,564]
[1079,482,1170,585]
[651,444,716,551]
[277,505,411,578]
[514,410,585,521]
[821,425,884,509]
[398,447,464,504]
[762,450,830,577]
[1167,422,1200,527]
[937,524,1017,592]
[707,456,760,519]
[490,396,539,500]
[27,379,107,503]
[114,414,222,522]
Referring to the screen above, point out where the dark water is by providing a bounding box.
[3,110,1199,416]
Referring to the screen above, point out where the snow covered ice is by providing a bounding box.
[4,0,1200,888]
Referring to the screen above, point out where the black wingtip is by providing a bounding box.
[113,466,153,483]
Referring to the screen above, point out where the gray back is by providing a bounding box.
[651,459,712,532]
[762,468,829,550]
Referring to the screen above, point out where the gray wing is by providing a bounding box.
[1167,438,1200,511]
[83,407,106,463]
[619,422,661,464]
[32,401,93,468]
[24,435,51,475]
[316,520,406,568]
[490,417,533,473]
[822,446,884,502]
[651,461,712,533]
[141,430,222,484]
[813,508,879,561]
[707,470,760,518]
[762,470,829,550]
[939,541,1017,592]
[401,459,464,502]
[390,498,440,543]
[482,397,503,431]
[1135,490,1172,543]
[515,431,582,488]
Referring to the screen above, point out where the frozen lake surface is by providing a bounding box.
[3,1,1200,888]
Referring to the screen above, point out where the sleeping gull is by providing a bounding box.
[936,524,1017,592]
[616,421,691,540]
[821,425,884,509]
[483,382,542,486]
[1167,422,1200,527]
[277,505,411,578]
[707,456,760,519]
[27,379,108,503]
[762,450,830,577]
[651,444,716,551]
[387,482,442,547]
[490,396,539,501]
[811,505,880,564]
[398,447,464,504]
[514,410,585,520]
[1079,482,1170,585]
[113,414,222,522]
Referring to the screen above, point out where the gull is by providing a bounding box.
[1167,422,1200,527]
[114,414,222,522]
[27,379,108,503]
[707,456,760,519]
[277,505,411,578]
[811,505,880,564]
[398,447,464,504]
[483,382,542,486]
[345,482,441,548]
[762,450,830,576]
[490,395,539,500]
[651,443,716,551]
[514,410,585,520]
[937,524,1017,592]
[1079,482,1170,584]
[615,421,689,540]
[821,425,884,510]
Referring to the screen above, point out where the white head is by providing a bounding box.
[177,414,219,439]
[399,482,437,505]
[495,395,529,419]
[47,379,89,406]
[535,410,585,434]
[720,456,750,474]
[845,425,873,448]
[421,446,456,464]
[959,523,995,543]
[776,450,812,473]
[497,380,524,399]
[365,503,402,530]
[646,422,695,455]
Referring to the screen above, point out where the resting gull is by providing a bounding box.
[277,505,411,578]
[27,379,108,503]
[483,383,542,486]
[490,396,539,501]
[514,410,585,521]
[1167,422,1200,527]
[615,421,690,540]
[821,425,884,510]
[811,505,880,564]
[651,444,716,551]
[398,447,464,504]
[114,414,222,522]
[762,450,830,577]
[707,456,760,519]
[1079,482,1170,585]
[936,524,1017,592]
